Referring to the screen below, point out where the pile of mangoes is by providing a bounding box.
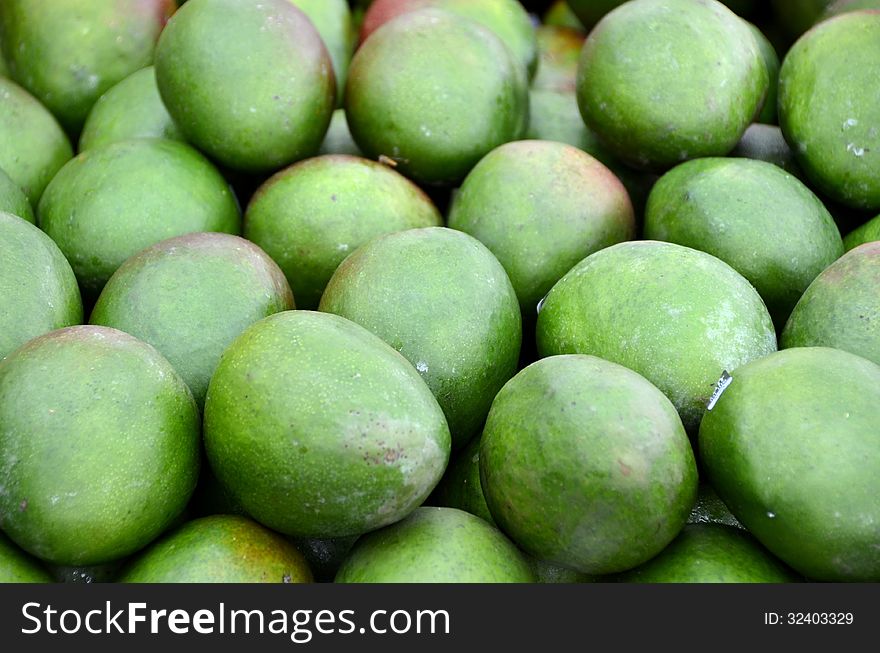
[1,0,878,584]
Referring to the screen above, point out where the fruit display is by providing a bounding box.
[0,0,878,586]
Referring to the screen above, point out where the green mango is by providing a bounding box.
[320,227,522,449]
[576,0,767,171]
[778,11,880,210]
[120,516,312,583]
[204,311,451,538]
[335,507,535,583]
[0,326,200,566]
[700,347,880,581]
[345,9,528,186]
[37,138,241,298]
[537,241,777,433]
[79,66,183,152]
[244,155,441,310]
[480,354,697,575]
[155,0,335,173]
[615,524,798,583]
[90,233,294,408]
[0,212,82,361]
[782,242,880,366]
[0,0,174,133]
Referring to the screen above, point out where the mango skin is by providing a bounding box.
[699,347,880,581]
[37,138,241,298]
[244,155,441,310]
[120,515,312,583]
[536,241,777,433]
[481,355,697,575]
[448,140,635,315]
[204,311,451,539]
[155,0,335,173]
[0,326,200,566]
[0,0,174,133]
[79,66,183,152]
[0,77,73,206]
[615,525,798,583]
[778,11,880,210]
[0,533,52,583]
[843,214,880,250]
[345,9,528,186]
[645,157,843,328]
[781,242,880,366]
[0,167,34,223]
[335,507,535,583]
[90,233,294,408]
[320,227,522,449]
[359,0,538,79]
[289,0,353,106]
[576,0,767,171]
[0,213,82,361]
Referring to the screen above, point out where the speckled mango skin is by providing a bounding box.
[360,0,538,79]
[645,157,843,328]
[289,0,353,106]
[0,0,174,134]
[778,11,880,210]
[37,138,241,298]
[576,0,768,171]
[155,0,336,174]
[0,326,200,566]
[730,124,803,178]
[0,167,34,223]
[335,507,535,583]
[615,524,798,583]
[204,311,451,539]
[431,435,494,525]
[781,243,880,366]
[244,155,441,310]
[0,533,52,583]
[320,227,522,449]
[844,214,880,250]
[345,9,528,186]
[120,515,313,583]
[0,78,72,206]
[480,355,697,575]
[699,347,880,581]
[79,66,183,152]
[536,241,777,433]
[90,233,294,408]
[449,140,634,315]
[0,213,82,361]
